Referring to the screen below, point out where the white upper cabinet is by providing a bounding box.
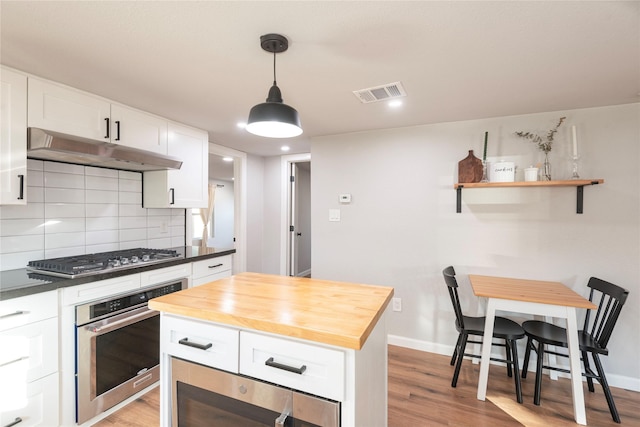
[0,67,28,205]
[27,77,167,153]
[143,122,209,208]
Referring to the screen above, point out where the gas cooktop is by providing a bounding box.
[27,248,182,278]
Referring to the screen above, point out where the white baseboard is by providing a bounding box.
[387,334,640,393]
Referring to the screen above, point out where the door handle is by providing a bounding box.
[178,337,212,351]
[265,357,307,375]
[104,118,110,138]
[0,310,27,320]
[208,263,223,269]
[275,412,288,427]
[115,120,121,141]
[17,175,24,200]
[3,417,23,427]
[169,188,175,205]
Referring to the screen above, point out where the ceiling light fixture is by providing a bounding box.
[246,34,302,138]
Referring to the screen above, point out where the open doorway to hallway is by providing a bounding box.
[283,154,311,277]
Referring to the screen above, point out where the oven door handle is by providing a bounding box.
[88,307,157,334]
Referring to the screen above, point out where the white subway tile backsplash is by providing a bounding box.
[0,234,44,254]
[86,175,118,191]
[45,188,85,204]
[44,162,84,175]
[0,161,186,270]
[45,203,85,218]
[86,189,118,204]
[44,218,85,234]
[0,219,44,237]
[86,203,119,218]
[45,171,85,189]
[86,230,119,245]
[86,217,118,231]
[45,232,85,250]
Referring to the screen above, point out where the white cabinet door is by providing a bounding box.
[143,122,208,208]
[0,372,59,427]
[110,104,168,154]
[0,68,28,205]
[27,77,110,141]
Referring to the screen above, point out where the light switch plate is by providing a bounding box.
[329,209,340,221]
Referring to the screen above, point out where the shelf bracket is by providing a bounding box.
[456,186,463,213]
[576,181,601,214]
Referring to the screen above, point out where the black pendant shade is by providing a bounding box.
[246,34,303,138]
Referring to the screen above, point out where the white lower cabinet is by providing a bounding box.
[191,255,232,287]
[0,291,59,427]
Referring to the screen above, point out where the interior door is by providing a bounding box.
[288,162,311,277]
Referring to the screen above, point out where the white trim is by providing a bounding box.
[279,153,311,276]
[208,142,247,274]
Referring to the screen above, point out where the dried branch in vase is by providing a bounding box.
[515,116,566,153]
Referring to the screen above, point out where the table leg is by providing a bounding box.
[477,298,496,400]
[566,306,587,425]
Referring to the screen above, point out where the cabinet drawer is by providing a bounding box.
[192,270,232,287]
[192,255,232,279]
[140,264,191,287]
[162,314,239,373]
[0,317,58,383]
[0,372,59,427]
[0,291,57,332]
[60,274,141,306]
[239,331,345,401]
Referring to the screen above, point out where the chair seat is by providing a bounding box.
[457,315,525,340]
[522,320,608,355]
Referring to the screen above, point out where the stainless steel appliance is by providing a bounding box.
[76,278,187,424]
[27,248,181,278]
[171,357,340,427]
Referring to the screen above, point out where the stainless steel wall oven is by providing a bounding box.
[171,357,341,427]
[75,278,187,424]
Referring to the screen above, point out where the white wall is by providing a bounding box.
[310,103,640,390]
[246,154,265,273]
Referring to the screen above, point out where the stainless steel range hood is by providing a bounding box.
[27,128,183,172]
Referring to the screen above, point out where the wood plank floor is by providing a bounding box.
[93,345,639,426]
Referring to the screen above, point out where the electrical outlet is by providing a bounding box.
[392,297,402,312]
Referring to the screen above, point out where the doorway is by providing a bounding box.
[282,154,311,277]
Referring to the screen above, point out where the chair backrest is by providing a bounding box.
[584,277,630,349]
[443,266,465,329]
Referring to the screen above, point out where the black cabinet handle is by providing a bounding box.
[115,120,121,141]
[179,337,212,351]
[4,417,23,427]
[17,174,24,200]
[105,118,110,139]
[265,357,307,375]
[169,188,175,205]
[208,263,223,269]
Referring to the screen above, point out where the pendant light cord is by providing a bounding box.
[272,50,277,86]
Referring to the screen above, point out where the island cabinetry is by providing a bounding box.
[0,290,59,427]
[143,122,209,208]
[190,254,232,287]
[161,314,239,372]
[1,67,28,205]
[240,330,345,402]
[28,77,168,154]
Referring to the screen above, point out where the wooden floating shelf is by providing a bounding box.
[454,179,604,214]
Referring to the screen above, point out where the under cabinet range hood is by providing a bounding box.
[27,128,183,172]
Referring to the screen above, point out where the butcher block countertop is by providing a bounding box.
[148,272,394,350]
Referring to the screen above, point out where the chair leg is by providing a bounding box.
[522,336,532,379]
[451,333,462,366]
[452,333,468,388]
[533,341,544,405]
[591,353,621,423]
[510,339,523,404]
[504,339,513,378]
[582,350,595,392]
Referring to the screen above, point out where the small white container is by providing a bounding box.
[490,161,515,182]
[524,167,539,182]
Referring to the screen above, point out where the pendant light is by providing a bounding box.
[246,34,302,138]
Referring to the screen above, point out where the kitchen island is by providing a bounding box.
[149,272,394,426]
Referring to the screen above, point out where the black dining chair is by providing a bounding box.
[521,276,629,423]
[443,266,525,403]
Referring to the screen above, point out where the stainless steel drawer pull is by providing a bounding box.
[4,417,23,427]
[0,356,29,368]
[265,357,307,375]
[0,310,27,320]
[208,263,223,269]
[178,337,212,350]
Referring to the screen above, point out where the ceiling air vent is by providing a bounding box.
[353,81,407,104]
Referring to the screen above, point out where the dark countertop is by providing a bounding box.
[0,246,235,301]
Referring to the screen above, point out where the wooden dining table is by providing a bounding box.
[469,274,597,425]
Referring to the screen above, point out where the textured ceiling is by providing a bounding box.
[1,1,638,157]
